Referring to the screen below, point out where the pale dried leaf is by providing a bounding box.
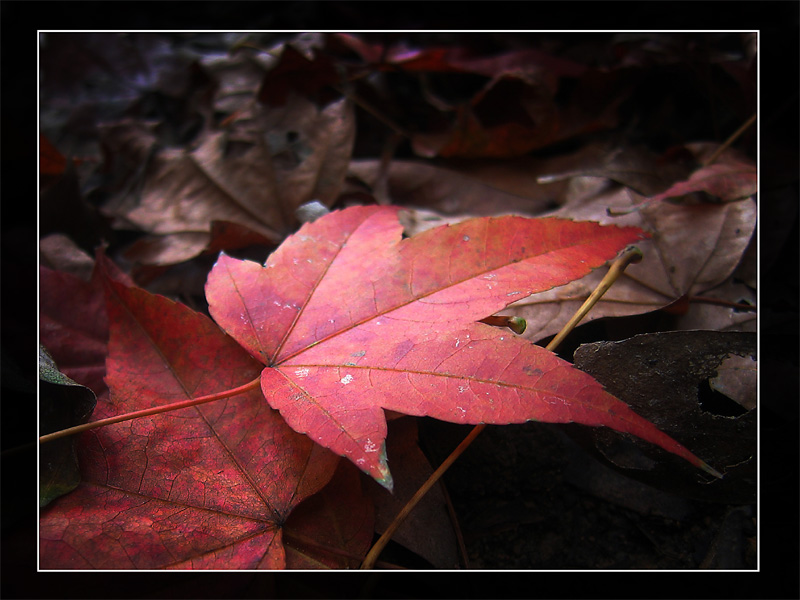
[504,186,756,342]
[710,355,757,411]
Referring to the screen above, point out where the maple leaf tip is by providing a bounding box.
[700,461,724,480]
[378,472,394,493]
[376,443,394,492]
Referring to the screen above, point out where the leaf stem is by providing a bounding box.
[39,377,262,444]
[545,245,643,352]
[689,295,756,312]
[359,247,643,569]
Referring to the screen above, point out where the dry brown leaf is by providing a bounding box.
[347,159,553,217]
[354,145,755,343]
[630,144,757,208]
[673,278,756,333]
[572,331,755,503]
[535,142,695,197]
[199,48,274,115]
[502,185,756,342]
[434,155,578,207]
[114,95,355,265]
[39,234,95,282]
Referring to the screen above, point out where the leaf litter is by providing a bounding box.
[38,32,757,570]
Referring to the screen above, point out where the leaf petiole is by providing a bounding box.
[545,245,643,352]
[39,377,262,444]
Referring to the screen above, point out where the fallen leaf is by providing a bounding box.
[256,42,342,107]
[535,142,696,197]
[39,265,110,397]
[199,44,275,116]
[410,69,602,159]
[40,258,350,569]
[347,159,554,217]
[40,160,109,254]
[106,93,355,266]
[504,186,756,342]
[710,354,757,411]
[283,460,374,569]
[40,33,214,160]
[672,278,756,333]
[329,33,588,79]
[40,134,68,175]
[412,73,561,158]
[39,234,95,282]
[633,145,757,207]
[572,330,756,503]
[39,346,97,507]
[205,205,718,489]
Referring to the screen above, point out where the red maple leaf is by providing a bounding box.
[205,205,715,489]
